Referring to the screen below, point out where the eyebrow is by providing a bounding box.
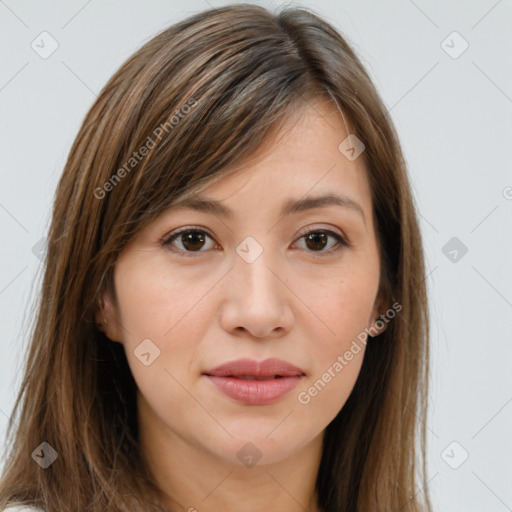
[171,193,366,224]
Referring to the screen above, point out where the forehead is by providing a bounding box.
[172,98,373,220]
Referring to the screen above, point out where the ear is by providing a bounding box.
[95,291,123,343]
[369,289,390,337]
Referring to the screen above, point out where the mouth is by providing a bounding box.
[204,374,287,380]
[202,358,306,405]
[203,374,303,405]
[203,357,306,378]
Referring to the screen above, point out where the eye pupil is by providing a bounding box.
[305,232,328,251]
[165,228,344,256]
[182,231,206,251]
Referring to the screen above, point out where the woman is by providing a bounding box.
[0,4,432,511]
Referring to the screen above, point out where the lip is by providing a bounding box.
[203,358,306,406]
[203,357,306,378]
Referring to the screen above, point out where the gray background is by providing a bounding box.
[1,1,511,510]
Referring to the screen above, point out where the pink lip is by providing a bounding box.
[203,357,306,378]
[203,358,306,406]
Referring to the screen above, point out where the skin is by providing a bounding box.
[97,97,388,512]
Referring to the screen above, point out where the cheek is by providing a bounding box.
[114,255,211,342]
[293,258,377,411]
[294,286,369,421]
[112,260,205,412]
[302,261,378,350]
[113,255,216,395]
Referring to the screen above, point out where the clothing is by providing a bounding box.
[3,505,45,512]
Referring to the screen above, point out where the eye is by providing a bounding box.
[293,227,349,255]
[162,226,217,256]
[161,226,349,256]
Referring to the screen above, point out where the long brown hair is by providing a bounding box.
[0,4,432,511]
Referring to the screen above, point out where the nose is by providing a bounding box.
[219,249,294,339]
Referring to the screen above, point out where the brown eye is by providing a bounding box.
[163,228,216,254]
[304,232,328,251]
[162,227,348,257]
[180,231,207,251]
[294,229,348,254]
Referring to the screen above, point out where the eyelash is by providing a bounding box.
[161,225,350,257]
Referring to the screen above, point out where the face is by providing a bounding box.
[99,98,387,470]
